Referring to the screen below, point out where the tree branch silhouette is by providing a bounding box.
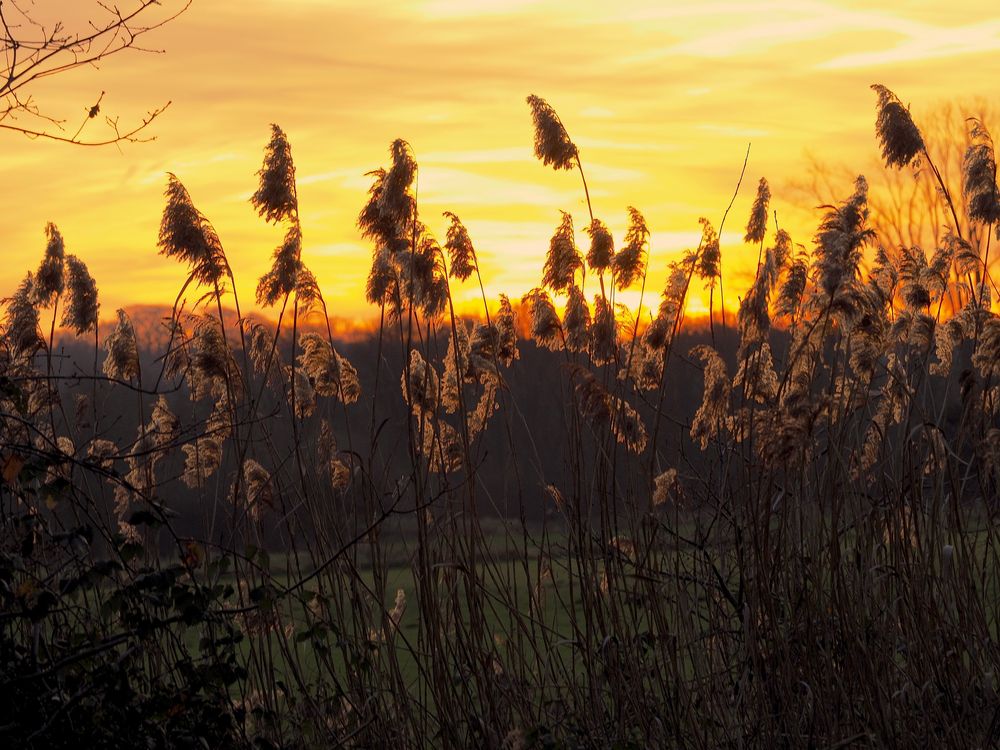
[0,0,190,146]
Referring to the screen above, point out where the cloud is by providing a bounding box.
[818,18,1000,69]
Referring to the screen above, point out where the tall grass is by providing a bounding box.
[3,84,1000,748]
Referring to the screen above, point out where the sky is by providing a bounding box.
[3,0,1000,326]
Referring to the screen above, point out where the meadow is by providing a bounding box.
[2,85,1000,748]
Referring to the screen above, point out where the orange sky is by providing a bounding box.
[4,0,1000,324]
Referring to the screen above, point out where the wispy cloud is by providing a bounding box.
[819,18,1000,69]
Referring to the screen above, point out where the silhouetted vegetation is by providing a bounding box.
[2,85,1000,748]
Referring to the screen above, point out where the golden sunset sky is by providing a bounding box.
[4,0,1000,324]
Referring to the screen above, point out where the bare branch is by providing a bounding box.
[0,0,189,146]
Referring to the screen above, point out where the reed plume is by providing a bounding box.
[32,223,65,308]
[652,468,678,507]
[690,345,730,450]
[86,438,118,471]
[158,175,228,289]
[359,145,417,255]
[290,266,322,315]
[744,178,770,244]
[251,124,298,223]
[590,295,617,365]
[244,320,274,374]
[526,94,578,170]
[814,176,873,298]
[612,399,647,453]
[871,84,925,168]
[495,294,520,365]
[103,309,140,381]
[612,207,648,290]
[775,249,808,321]
[939,242,976,290]
[442,321,471,412]
[443,211,477,282]
[696,218,721,289]
[181,400,230,487]
[563,285,591,352]
[586,218,614,273]
[962,118,1000,226]
[240,458,274,521]
[365,246,397,307]
[257,225,302,307]
[466,382,498,441]
[420,416,462,474]
[188,317,238,401]
[380,139,418,229]
[397,234,449,318]
[733,341,778,403]
[522,288,563,351]
[469,322,502,380]
[570,364,612,428]
[542,212,582,293]
[297,332,361,404]
[3,274,42,356]
[60,255,99,334]
[403,349,440,414]
[289,365,317,419]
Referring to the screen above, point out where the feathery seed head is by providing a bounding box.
[871,84,925,169]
[86,438,118,471]
[570,364,612,427]
[366,246,397,307]
[586,218,614,273]
[33,223,66,307]
[612,399,648,454]
[298,332,361,403]
[103,309,140,381]
[242,459,274,518]
[330,458,352,490]
[293,264,322,314]
[775,250,808,321]
[159,175,228,287]
[290,365,317,419]
[397,233,449,318]
[403,349,440,413]
[814,175,873,298]
[931,317,963,377]
[256,224,302,307]
[652,469,678,507]
[441,320,472,412]
[181,435,225,488]
[60,255,99,334]
[962,118,1000,226]
[542,212,582,293]
[251,124,298,223]
[443,211,478,282]
[188,317,235,401]
[4,273,43,356]
[522,288,563,351]
[590,295,618,365]
[744,178,771,244]
[563,285,591,352]
[526,94,578,171]
[690,345,730,450]
[612,207,648,290]
[696,218,721,289]
[244,320,274,374]
[495,294,520,365]
[379,139,418,228]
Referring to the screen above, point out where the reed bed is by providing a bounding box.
[2,85,1000,748]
